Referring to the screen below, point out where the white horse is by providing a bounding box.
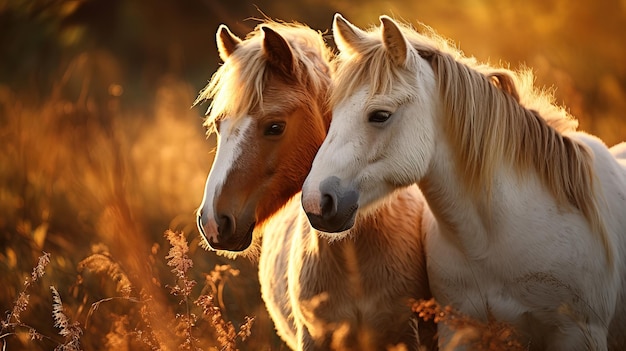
[195,21,436,350]
[301,14,626,351]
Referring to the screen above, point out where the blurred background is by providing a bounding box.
[1,0,625,350]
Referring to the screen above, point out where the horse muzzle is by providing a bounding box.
[302,176,359,233]
[196,210,255,252]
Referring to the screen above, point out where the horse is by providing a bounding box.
[301,14,626,351]
[194,21,437,350]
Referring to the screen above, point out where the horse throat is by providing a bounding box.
[419,149,493,258]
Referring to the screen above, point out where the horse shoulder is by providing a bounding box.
[558,132,626,337]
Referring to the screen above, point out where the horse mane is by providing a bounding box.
[331,20,607,249]
[195,21,333,131]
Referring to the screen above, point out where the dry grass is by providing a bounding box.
[1,237,255,351]
[413,299,526,351]
[1,252,52,346]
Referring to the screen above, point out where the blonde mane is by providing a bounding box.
[331,20,608,254]
[195,21,333,131]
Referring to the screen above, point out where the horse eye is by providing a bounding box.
[368,110,392,123]
[264,122,285,136]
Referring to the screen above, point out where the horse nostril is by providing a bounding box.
[320,193,337,219]
[217,213,236,238]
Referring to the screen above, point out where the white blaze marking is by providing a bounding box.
[198,117,253,243]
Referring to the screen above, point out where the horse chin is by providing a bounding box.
[307,208,357,234]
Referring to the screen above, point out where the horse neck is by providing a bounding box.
[418,138,498,257]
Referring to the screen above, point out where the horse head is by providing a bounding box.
[197,22,331,252]
[302,14,438,233]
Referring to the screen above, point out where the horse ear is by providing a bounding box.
[380,16,408,66]
[261,26,295,76]
[333,13,366,55]
[216,25,242,62]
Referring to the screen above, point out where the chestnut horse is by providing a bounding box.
[301,14,626,351]
[195,21,436,350]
